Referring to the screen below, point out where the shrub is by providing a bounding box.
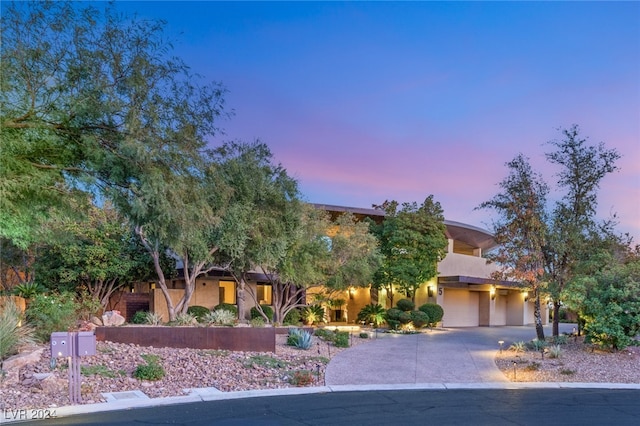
[356,304,386,327]
[25,292,78,342]
[213,303,238,316]
[314,328,336,342]
[144,312,163,325]
[524,361,540,371]
[398,311,412,325]
[560,368,576,375]
[418,303,444,327]
[133,354,165,381]
[203,309,235,326]
[250,317,265,328]
[75,290,102,322]
[187,306,210,322]
[396,299,415,312]
[334,331,349,348]
[528,339,547,351]
[551,335,569,345]
[301,305,325,325]
[283,309,301,326]
[359,332,369,339]
[250,305,274,322]
[410,310,430,328]
[548,345,562,359]
[173,313,197,326]
[289,370,314,386]
[12,282,46,299]
[131,310,148,324]
[509,341,527,352]
[0,298,34,361]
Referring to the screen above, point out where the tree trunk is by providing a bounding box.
[533,287,545,341]
[552,301,561,337]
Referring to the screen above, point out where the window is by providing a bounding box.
[256,284,272,305]
[218,281,236,304]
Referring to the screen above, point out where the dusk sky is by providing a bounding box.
[116,1,639,241]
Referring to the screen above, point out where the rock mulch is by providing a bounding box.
[0,332,371,411]
[495,336,640,383]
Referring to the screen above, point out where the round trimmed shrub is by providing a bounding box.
[131,310,148,324]
[410,310,430,328]
[187,305,210,322]
[250,305,274,322]
[283,308,301,325]
[213,303,238,316]
[418,303,444,326]
[398,311,412,324]
[396,299,415,312]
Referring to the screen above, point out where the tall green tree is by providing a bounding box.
[542,125,621,336]
[371,196,448,305]
[1,1,226,247]
[210,141,301,322]
[478,154,549,340]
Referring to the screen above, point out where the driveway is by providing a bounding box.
[325,324,576,385]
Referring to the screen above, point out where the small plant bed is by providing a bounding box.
[495,335,640,383]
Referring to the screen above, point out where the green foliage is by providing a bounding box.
[288,370,314,386]
[250,305,274,322]
[334,331,350,348]
[357,304,386,327]
[359,332,369,339]
[187,306,211,322]
[398,311,412,325]
[0,298,34,361]
[11,282,45,299]
[286,328,313,350]
[385,308,403,330]
[313,328,336,342]
[509,341,527,352]
[243,355,288,369]
[396,299,415,312]
[213,303,238,316]
[283,309,301,326]
[173,313,197,326]
[134,354,165,381]
[25,292,78,342]
[560,368,576,375]
[551,335,569,345]
[418,303,445,327]
[144,312,164,326]
[131,311,148,325]
[81,365,118,378]
[250,317,265,328]
[548,345,562,359]
[203,309,236,326]
[75,290,102,322]
[528,339,547,351]
[301,304,325,325]
[524,362,541,372]
[370,196,448,304]
[410,310,430,328]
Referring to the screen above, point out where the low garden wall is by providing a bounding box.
[96,326,276,352]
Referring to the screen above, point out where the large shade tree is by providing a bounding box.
[478,154,549,341]
[370,196,448,305]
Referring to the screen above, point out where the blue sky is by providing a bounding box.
[115,1,639,241]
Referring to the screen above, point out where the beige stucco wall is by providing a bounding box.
[438,252,499,277]
[441,288,479,327]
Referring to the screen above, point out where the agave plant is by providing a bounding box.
[203,309,236,326]
[286,328,313,350]
[0,298,34,362]
[144,312,164,326]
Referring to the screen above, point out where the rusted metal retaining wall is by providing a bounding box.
[96,326,276,352]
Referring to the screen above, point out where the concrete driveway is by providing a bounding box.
[325,324,576,385]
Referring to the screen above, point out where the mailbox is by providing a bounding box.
[50,332,70,358]
[76,331,96,356]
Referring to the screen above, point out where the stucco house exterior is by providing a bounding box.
[137,203,547,327]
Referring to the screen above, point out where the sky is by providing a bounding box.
[115,1,639,242]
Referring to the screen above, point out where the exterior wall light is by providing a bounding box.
[523,290,529,302]
[428,285,434,297]
[490,287,496,301]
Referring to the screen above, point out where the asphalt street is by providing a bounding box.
[13,388,640,426]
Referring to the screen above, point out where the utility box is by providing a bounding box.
[76,332,96,356]
[50,332,70,358]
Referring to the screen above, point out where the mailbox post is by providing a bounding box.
[50,331,96,404]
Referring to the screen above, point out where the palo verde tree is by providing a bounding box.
[1,1,226,248]
[542,125,621,336]
[370,196,448,306]
[478,154,549,341]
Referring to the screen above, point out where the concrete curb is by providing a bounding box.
[3,382,640,424]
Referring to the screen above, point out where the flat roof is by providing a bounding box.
[312,203,496,250]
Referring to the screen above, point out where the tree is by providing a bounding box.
[478,154,549,341]
[210,140,301,322]
[563,248,640,350]
[1,1,226,247]
[542,125,621,336]
[371,196,448,305]
[33,203,153,311]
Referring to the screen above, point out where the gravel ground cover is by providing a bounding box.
[0,332,371,411]
[495,336,640,383]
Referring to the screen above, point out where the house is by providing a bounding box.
[135,203,547,327]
